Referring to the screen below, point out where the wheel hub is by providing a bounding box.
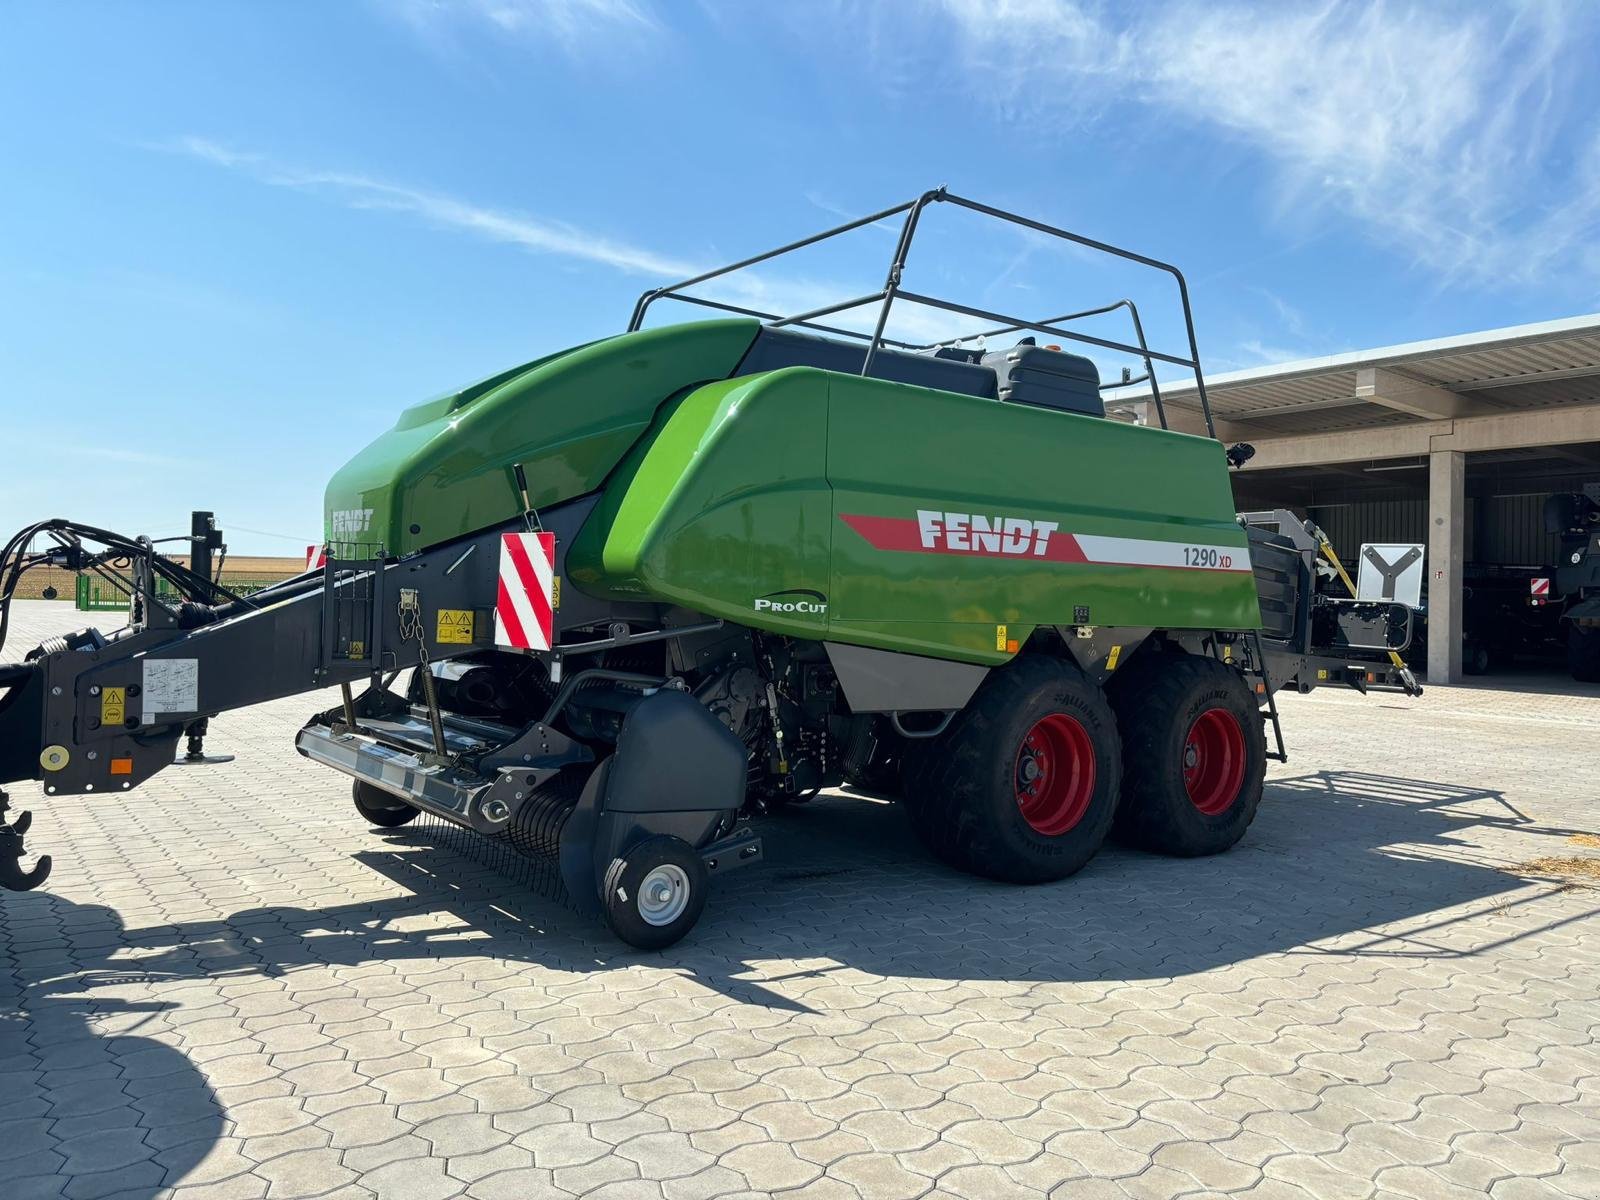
[1014,713,1096,836]
[637,863,691,927]
[1182,707,1246,816]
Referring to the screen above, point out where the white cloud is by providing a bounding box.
[152,137,971,345]
[917,0,1600,290]
[382,0,657,52]
[158,136,697,278]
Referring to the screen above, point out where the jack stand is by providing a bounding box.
[0,788,51,892]
[173,718,235,766]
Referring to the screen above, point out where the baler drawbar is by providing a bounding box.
[0,190,1419,947]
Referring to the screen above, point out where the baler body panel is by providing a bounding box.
[322,320,761,556]
[565,370,836,640]
[823,371,1259,658]
[565,353,1261,664]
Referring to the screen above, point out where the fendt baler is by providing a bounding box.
[0,191,1418,947]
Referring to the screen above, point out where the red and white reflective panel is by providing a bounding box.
[839,511,1252,573]
[496,532,556,651]
[305,544,327,571]
[1531,577,1551,596]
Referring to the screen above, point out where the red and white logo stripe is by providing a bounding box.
[839,512,1251,573]
[1531,577,1551,596]
[305,544,327,571]
[496,532,556,651]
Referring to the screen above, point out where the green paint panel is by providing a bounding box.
[568,357,1260,664]
[323,320,760,555]
[565,370,835,639]
[824,371,1260,654]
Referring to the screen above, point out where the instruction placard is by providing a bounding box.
[142,659,199,720]
[436,609,475,644]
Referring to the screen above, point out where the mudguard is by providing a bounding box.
[557,689,747,914]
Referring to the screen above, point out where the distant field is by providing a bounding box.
[12,555,303,601]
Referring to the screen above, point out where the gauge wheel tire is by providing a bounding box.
[352,780,420,828]
[1569,625,1600,683]
[602,836,709,951]
[1109,653,1266,856]
[903,655,1121,884]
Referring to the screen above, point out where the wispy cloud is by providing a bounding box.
[152,137,972,344]
[1248,287,1306,338]
[913,0,1600,291]
[382,0,658,53]
[157,136,697,278]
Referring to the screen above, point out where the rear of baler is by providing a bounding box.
[0,189,1417,945]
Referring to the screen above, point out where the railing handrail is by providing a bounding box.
[627,188,1214,438]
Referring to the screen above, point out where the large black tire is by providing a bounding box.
[1462,641,1492,676]
[1570,625,1600,683]
[602,835,709,951]
[902,655,1121,884]
[352,780,420,828]
[1109,653,1266,856]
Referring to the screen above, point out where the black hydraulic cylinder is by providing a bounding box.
[190,511,218,589]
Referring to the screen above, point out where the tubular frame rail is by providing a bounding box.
[627,187,1212,438]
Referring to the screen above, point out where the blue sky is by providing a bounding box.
[3,0,1598,555]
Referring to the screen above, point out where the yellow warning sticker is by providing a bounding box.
[101,687,126,726]
[347,640,365,659]
[436,609,475,644]
[995,624,1008,652]
[552,576,562,610]
[1317,668,1330,680]
[1107,645,1122,671]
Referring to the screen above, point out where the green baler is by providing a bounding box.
[0,191,1417,943]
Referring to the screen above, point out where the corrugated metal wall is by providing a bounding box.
[1305,499,1438,563]
[1306,491,1568,569]
[1476,494,1558,565]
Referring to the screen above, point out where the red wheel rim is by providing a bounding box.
[1014,713,1096,835]
[1183,707,1246,815]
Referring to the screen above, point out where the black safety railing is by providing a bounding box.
[627,187,1214,438]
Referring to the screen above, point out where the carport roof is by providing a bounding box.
[1107,312,1600,438]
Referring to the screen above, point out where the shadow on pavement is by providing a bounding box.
[27,770,1591,1010]
[6,768,1591,1196]
[1,902,223,1199]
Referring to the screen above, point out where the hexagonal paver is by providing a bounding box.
[5,596,1600,1200]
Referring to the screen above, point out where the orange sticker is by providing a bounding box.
[109,757,134,776]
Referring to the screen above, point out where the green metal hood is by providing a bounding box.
[323,320,760,555]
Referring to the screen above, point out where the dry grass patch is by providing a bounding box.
[1508,856,1600,887]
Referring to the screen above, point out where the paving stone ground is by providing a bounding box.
[2,598,1597,1200]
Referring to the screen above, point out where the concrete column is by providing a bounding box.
[1427,450,1465,684]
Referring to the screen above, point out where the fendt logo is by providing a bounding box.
[917,510,1058,556]
[753,589,829,615]
[839,509,1253,573]
[329,508,374,537]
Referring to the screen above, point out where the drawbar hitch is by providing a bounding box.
[0,788,50,891]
